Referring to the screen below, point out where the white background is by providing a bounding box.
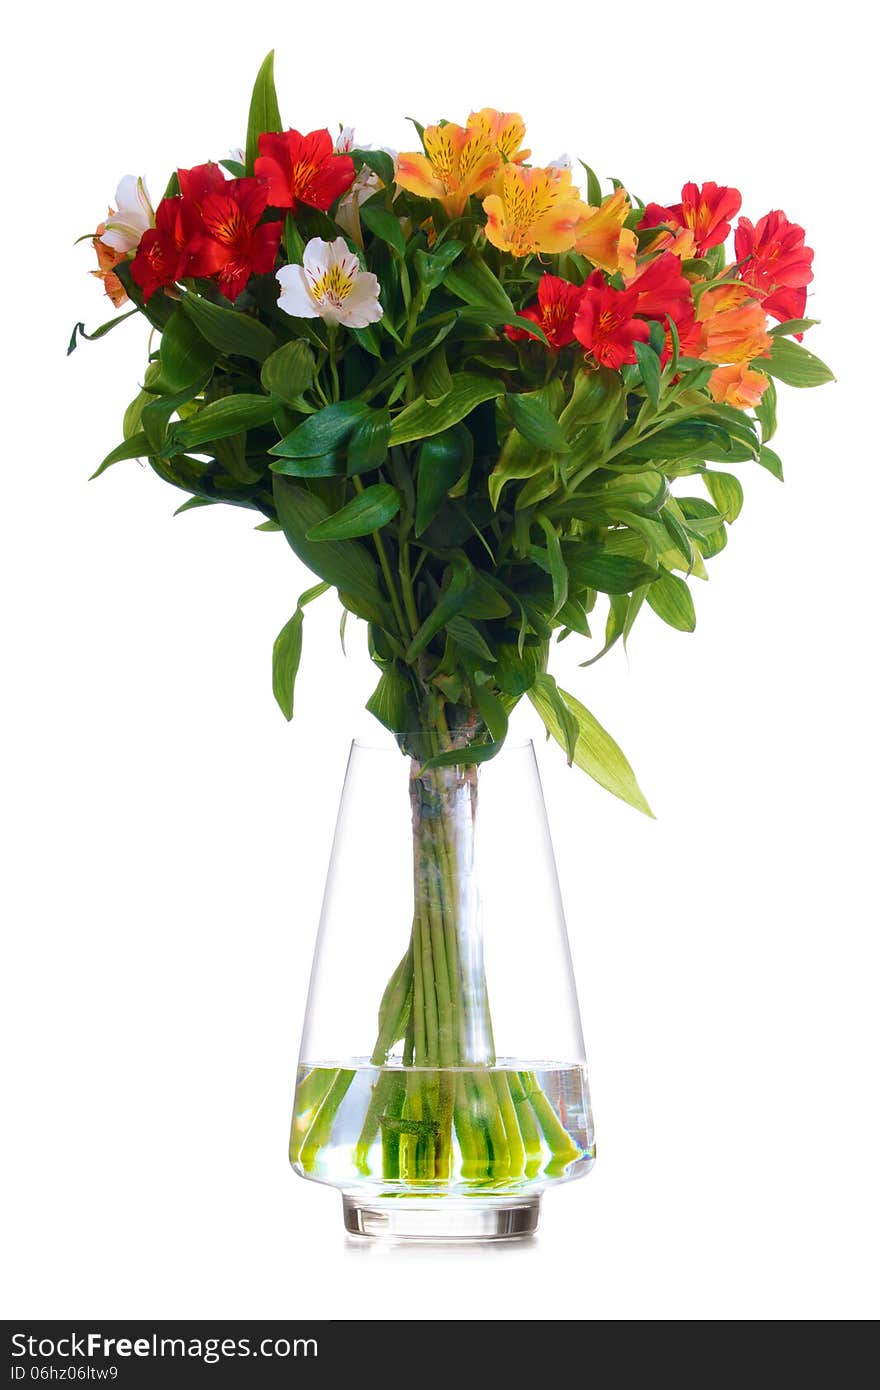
[1,0,877,1321]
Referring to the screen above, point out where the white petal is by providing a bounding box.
[99,220,140,253]
[276,266,319,319]
[114,174,140,211]
[301,237,332,277]
[340,274,383,328]
[135,177,154,220]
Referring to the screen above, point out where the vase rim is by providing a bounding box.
[351,733,535,753]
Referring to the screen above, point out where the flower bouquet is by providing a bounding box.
[75,52,832,1238]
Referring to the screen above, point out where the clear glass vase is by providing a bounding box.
[291,737,595,1240]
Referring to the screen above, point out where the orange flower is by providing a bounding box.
[483,165,585,257]
[396,123,501,216]
[693,281,772,364]
[467,108,529,164]
[573,187,638,278]
[708,362,770,410]
[91,221,128,307]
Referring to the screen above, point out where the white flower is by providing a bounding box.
[99,176,154,254]
[548,153,573,172]
[335,126,358,154]
[276,237,383,329]
[229,146,245,164]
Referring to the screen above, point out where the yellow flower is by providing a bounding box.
[574,187,638,279]
[396,123,501,216]
[482,165,585,257]
[467,108,530,165]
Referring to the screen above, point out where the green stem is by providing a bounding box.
[297,1068,355,1173]
[352,475,409,639]
[520,1070,581,1173]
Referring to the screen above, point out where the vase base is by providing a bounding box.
[342,1194,541,1242]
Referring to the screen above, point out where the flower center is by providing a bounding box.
[309,263,356,306]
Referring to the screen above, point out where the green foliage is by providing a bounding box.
[78,52,833,811]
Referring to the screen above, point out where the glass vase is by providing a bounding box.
[290,737,595,1240]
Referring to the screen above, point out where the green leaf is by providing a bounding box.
[273,477,386,619]
[759,336,835,388]
[566,550,658,594]
[529,679,654,816]
[271,582,328,720]
[529,673,579,765]
[421,344,454,403]
[141,375,211,455]
[768,318,819,337]
[703,470,743,523]
[260,340,316,404]
[646,569,696,632]
[164,394,276,453]
[413,240,465,291]
[473,685,509,743]
[634,340,662,408]
[579,162,603,207]
[347,408,392,474]
[758,445,784,481]
[415,425,471,535]
[443,257,515,317]
[358,149,396,186]
[155,310,217,392]
[306,483,400,540]
[494,642,547,697]
[406,559,473,660]
[536,515,568,617]
[390,373,505,445]
[506,393,571,453]
[445,615,495,664]
[90,431,149,480]
[179,290,276,362]
[755,376,777,442]
[360,198,406,257]
[625,419,734,460]
[366,664,415,733]
[268,451,342,478]
[271,400,371,459]
[245,50,282,176]
[67,310,137,355]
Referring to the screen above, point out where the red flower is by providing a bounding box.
[197,178,283,301]
[254,129,355,212]
[177,162,227,204]
[130,196,224,301]
[506,274,584,349]
[573,270,650,369]
[641,181,742,256]
[629,251,694,325]
[734,210,814,327]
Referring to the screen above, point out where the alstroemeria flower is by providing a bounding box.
[100,176,155,254]
[573,270,650,369]
[178,161,227,203]
[276,236,383,328]
[708,361,770,410]
[130,196,224,301]
[641,181,742,258]
[335,127,357,153]
[686,282,772,364]
[734,210,814,327]
[396,122,501,216]
[467,108,530,164]
[92,222,128,307]
[574,187,638,278]
[197,178,283,301]
[255,129,356,213]
[483,165,585,257]
[506,274,584,349]
[629,251,694,326]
